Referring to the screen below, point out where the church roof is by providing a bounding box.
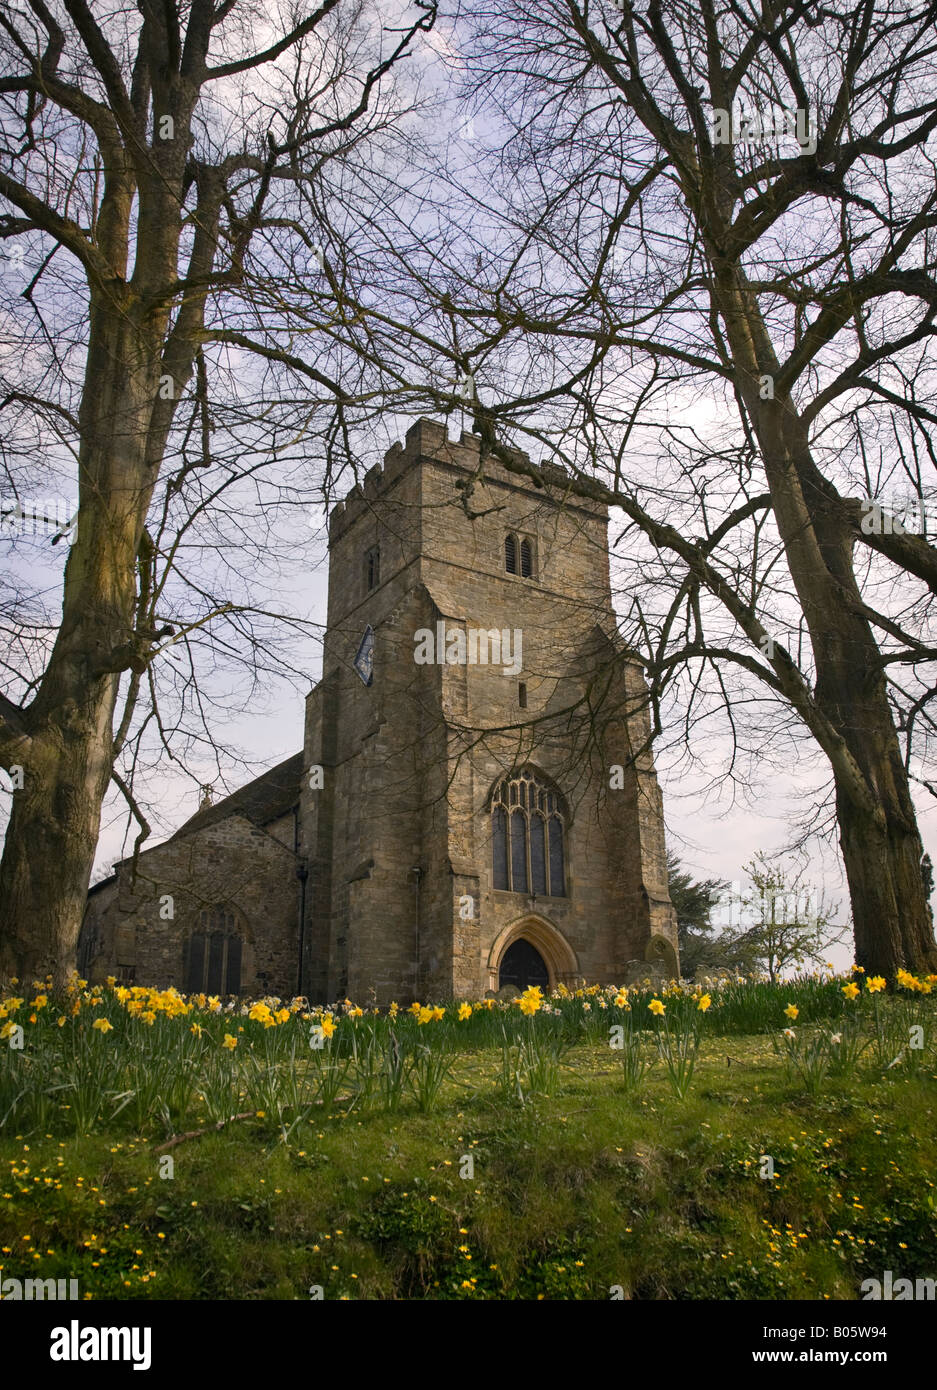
[167,751,304,842]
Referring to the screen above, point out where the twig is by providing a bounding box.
[152,1111,255,1152]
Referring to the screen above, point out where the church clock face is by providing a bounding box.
[354,625,374,686]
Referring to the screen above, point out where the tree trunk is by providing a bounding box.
[711,259,937,976]
[835,775,936,976]
[0,681,120,988]
[0,289,161,987]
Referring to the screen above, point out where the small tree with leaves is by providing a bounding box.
[729,853,846,984]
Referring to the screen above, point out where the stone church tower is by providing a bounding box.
[300,418,677,1004]
[79,417,677,1002]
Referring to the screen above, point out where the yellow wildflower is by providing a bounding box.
[222,1033,238,1050]
[648,998,665,1016]
[519,986,542,1016]
[92,1018,114,1033]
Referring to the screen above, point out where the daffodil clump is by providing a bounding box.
[0,964,935,1133]
[775,965,937,1092]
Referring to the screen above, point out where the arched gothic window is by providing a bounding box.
[491,769,566,897]
[184,905,244,995]
[520,538,533,577]
[504,533,535,579]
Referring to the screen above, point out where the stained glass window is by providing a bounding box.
[184,907,245,995]
[490,769,567,897]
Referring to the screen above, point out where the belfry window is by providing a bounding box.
[505,533,534,579]
[365,545,380,591]
[491,769,566,897]
[184,906,244,995]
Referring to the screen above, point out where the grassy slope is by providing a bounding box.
[2,1037,935,1301]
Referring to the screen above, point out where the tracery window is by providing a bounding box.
[491,769,566,897]
[184,906,244,995]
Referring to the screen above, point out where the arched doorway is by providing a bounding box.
[487,914,578,994]
[498,938,549,992]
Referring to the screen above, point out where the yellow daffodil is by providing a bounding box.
[866,976,886,993]
[842,982,860,1000]
[648,998,665,1016]
[458,1003,472,1020]
[784,1004,798,1020]
[222,1033,238,1050]
[698,994,712,1012]
[92,1018,114,1033]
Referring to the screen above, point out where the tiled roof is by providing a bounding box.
[167,751,303,841]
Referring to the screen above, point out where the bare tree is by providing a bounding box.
[316,0,937,974]
[0,0,438,983]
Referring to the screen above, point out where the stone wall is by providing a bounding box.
[300,418,677,1003]
[80,814,300,998]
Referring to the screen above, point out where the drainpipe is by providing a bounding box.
[409,866,423,994]
[296,863,308,998]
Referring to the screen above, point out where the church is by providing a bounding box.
[79,419,679,1003]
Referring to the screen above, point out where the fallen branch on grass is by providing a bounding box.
[153,1111,256,1153]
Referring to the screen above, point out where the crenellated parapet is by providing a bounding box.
[328,417,604,543]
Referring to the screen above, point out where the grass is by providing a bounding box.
[2,1033,936,1300]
